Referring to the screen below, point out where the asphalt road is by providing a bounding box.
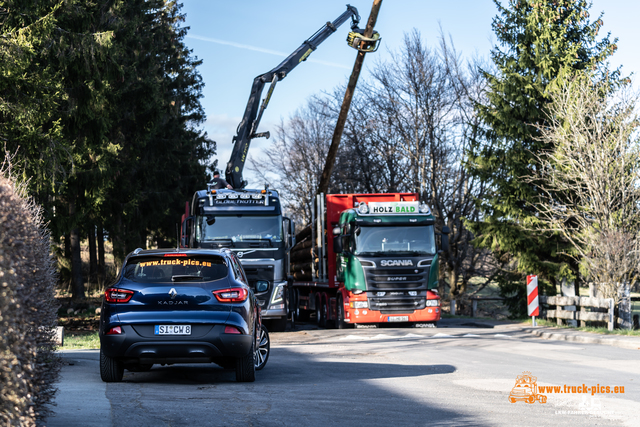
[46,321,639,426]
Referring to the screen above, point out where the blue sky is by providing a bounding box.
[180,0,639,187]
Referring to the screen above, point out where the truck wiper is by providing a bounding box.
[210,238,234,247]
[171,275,202,282]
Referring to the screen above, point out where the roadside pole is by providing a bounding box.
[527,275,539,326]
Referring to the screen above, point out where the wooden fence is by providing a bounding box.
[539,296,614,331]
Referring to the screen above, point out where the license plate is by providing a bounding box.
[155,325,191,335]
[387,316,409,322]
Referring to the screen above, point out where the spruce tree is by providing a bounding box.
[102,0,214,264]
[466,0,620,316]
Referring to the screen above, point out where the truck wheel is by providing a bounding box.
[100,348,124,382]
[337,296,352,329]
[236,326,256,382]
[294,290,310,322]
[255,324,270,371]
[316,297,327,328]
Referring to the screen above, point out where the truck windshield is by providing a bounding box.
[196,215,283,243]
[353,225,436,256]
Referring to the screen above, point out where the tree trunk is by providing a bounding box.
[64,232,71,259]
[97,222,105,282]
[448,269,458,302]
[112,211,126,270]
[69,200,84,299]
[88,224,97,284]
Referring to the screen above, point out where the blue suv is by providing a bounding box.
[99,248,270,382]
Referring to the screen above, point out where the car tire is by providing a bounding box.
[100,348,124,382]
[255,324,270,371]
[236,328,256,382]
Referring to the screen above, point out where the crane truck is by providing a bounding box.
[180,5,379,331]
[290,193,449,328]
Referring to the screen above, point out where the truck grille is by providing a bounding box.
[369,292,426,313]
[364,267,429,291]
[364,265,430,313]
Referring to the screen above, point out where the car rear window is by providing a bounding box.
[124,255,228,282]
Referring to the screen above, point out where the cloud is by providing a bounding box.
[186,34,350,70]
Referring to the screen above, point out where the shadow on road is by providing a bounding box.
[104,347,484,427]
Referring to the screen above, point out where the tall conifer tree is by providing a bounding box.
[466,0,620,315]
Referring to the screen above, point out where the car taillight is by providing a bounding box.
[106,326,122,335]
[224,325,241,334]
[104,288,134,303]
[213,287,248,303]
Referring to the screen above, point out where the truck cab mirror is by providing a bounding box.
[206,216,216,226]
[284,217,295,248]
[440,225,450,253]
[181,216,194,247]
[332,226,341,236]
[333,234,343,253]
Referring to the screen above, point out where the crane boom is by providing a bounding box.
[225,5,361,189]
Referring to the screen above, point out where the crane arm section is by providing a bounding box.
[225,5,360,189]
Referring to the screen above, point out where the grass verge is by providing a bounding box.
[61,331,100,350]
[522,318,640,336]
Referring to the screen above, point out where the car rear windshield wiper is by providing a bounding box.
[171,275,203,282]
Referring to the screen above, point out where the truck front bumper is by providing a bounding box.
[345,307,440,324]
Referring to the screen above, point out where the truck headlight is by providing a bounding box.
[270,283,285,304]
[350,301,368,309]
[426,299,440,307]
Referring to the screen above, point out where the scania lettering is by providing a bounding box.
[381,260,413,267]
[290,193,449,328]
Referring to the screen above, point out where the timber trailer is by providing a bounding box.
[180,5,380,331]
[290,193,449,328]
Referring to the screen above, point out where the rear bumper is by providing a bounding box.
[100,324,252,363]
[345,306,441,324]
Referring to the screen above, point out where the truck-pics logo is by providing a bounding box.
[380,260,413,267]
[509,372,547,404]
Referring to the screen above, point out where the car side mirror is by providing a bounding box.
[255,280,268,293]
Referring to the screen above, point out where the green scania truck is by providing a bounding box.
[290,193,448,328]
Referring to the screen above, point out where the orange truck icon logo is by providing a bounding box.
[509,372,547,404]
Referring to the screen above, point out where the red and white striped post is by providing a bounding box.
[527,275,539,326]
